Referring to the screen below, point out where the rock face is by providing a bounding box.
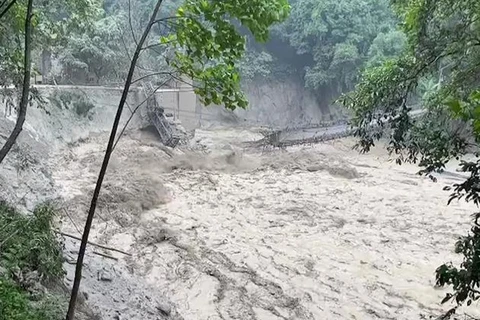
[195,75,348,129]
[240,76,330,126]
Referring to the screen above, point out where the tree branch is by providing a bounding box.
[0,0,7,8]
[143,44,172,62]
[128,0,138,47]
[141,42,170,52]
[0,0,33,164]
[151,16,182,26]
[55,230,131,256]
[118,17,166,73]
[92,250,118,261]
[0,0,16,20]
[169,73,198,89]
[116,22,133,62]
[119,27,156,73]
[131,71,172,85]
[65,0,165,318]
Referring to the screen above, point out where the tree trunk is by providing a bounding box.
[65,0,164,319]
[0,0,33,164]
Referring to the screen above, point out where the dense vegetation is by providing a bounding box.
[0,0,100,87]
[0,202,67,320]
[3,0,404,109]
[1,0,407,111]
[237,0,406,107]
[341,0,480,315]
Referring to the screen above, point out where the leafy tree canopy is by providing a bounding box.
[47,0,405,109]
[49,0,290,109]
[167,0,290,109]
[276,0,403,97]
[56,11,129,83]
[0,0,102,86]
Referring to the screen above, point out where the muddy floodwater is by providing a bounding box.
[52,128,478,320]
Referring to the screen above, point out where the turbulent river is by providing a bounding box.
[50,127,477,320]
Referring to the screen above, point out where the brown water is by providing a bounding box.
[53,128,478,320]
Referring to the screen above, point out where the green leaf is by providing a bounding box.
[446,99,462,115]
[177,7,185,17]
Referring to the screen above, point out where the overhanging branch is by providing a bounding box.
[151,15,182,26]
[128,0,138,47]
[131,71,173,85]
[0,0,17,20]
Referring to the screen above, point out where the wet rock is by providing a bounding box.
[156,301,171,316]
[306,164,323,172]
[98,268,114,282]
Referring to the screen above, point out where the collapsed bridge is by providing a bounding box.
[249,108,427,149]
[142,82,188,148]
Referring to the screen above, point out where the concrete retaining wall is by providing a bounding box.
[0,84,199,146]
[1,76,333,144]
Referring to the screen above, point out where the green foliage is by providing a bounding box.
[237,45,296,82]
[51,0,289,106]
[0,202,65,281]
[447,91,480,141]
[58,13,128,83]
[0,277,35,320]
[29,293,68,320]
[417,76,441,102]
[339,0,480,313]
[53,0,176,84]
[366,30,407,68]
[0,277,67,320]
[237,50,275,81]
[165,0,290,110]
[278,0,403,97]
[437,164,480,307]
[0,0,102,87]
[0,202,66,320]
[49,90,95,117]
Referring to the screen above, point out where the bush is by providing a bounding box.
[0,277,67,320]
[0,202,64,281]
[48,90,95,117]
[0,277,36,320]
[0,202,67,320]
